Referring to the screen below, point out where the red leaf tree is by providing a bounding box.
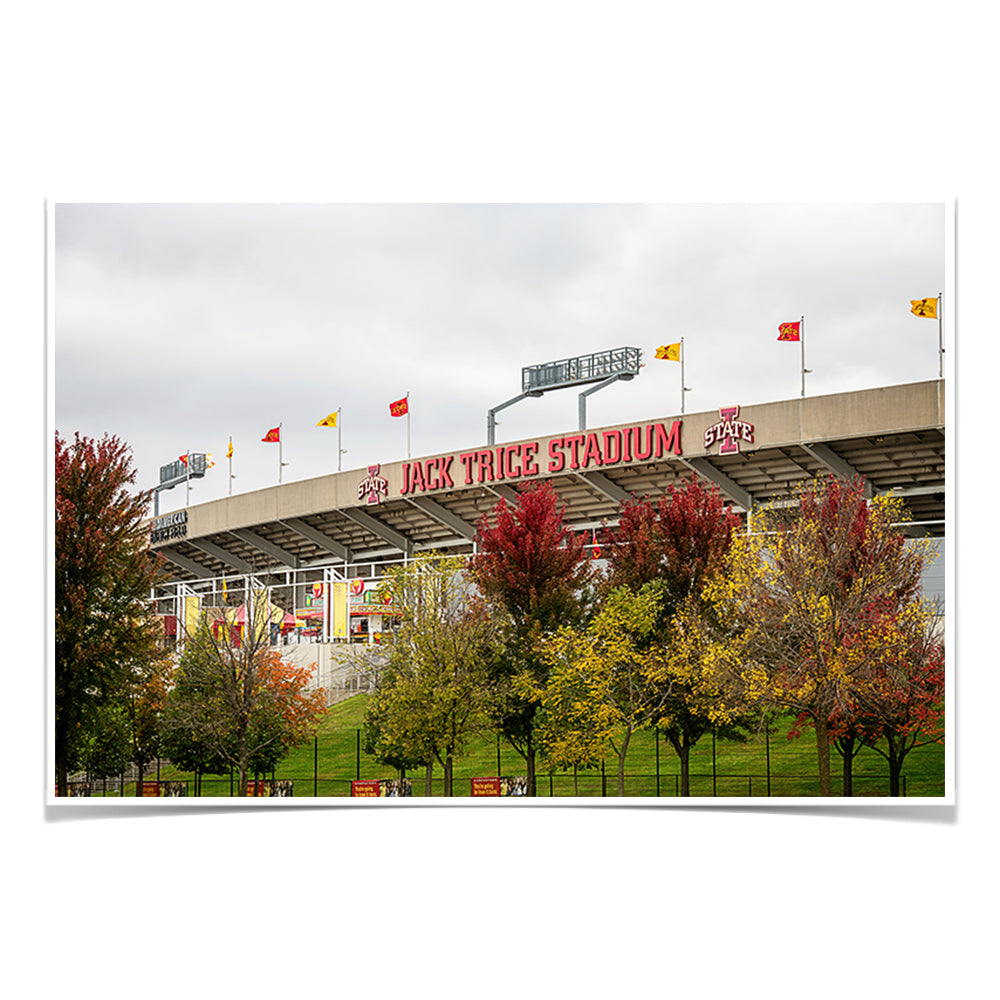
[469,482,592,795]
[601,478,746,794]
[55,431,164,796]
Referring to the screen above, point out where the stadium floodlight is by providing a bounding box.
[488,346,642,444]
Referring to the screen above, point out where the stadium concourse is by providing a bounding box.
[146,378,945,690]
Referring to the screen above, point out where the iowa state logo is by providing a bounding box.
[704,406,754,455]
[358,464,389,505]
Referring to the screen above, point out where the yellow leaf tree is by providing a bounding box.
[707,476,932,796]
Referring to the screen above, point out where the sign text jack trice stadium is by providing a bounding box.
[399,420,683,495]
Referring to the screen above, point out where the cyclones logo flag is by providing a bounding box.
[910,297,937,319]
[389,397,408,417]
[261,427,280,442]
[654,343,680,361]
[777,322,801,342]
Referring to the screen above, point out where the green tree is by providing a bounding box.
[365,554,495,796]
[469,482,592,795]
[55,431,163,796]
[535,583,672,796]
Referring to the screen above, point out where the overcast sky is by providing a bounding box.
[53,201,946,513]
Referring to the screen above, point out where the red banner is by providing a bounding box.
[351,779,381,797]
[471,777,502,796]
[140,781,161,797]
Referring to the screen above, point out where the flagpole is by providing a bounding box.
[228,436,233,496]
[680,337,686,414]
[338,408,343,472]
[185,448,191,505]
[406,392,411,459]
[278,422,283,484]
[800,314,807,397]
[938,291,943,378]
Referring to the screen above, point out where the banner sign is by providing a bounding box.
[351,779,381,797]
[471,776,527,796]
[379,779,412,797]
[400,419,682,496]
[246,780,294,797]
[471,777,501,796]
[140,781,161,797]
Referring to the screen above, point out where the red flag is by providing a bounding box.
[777,322,801,342]
[261,427,280,442]
[178,454,188,465]
[389,397,409,417]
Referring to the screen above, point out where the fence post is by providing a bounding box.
[314,736,318,797]
[601,760,606,797]
[766,725,771,797]
[655,729,660,797]
[712,728,717,796]
[356,729,361,780]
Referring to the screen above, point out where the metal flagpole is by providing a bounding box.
[338,408,343,471]
[278,423,283,483]
[228,436,233,496]
[800,315,809,397]
[938,291,944,378]
[185,448,191,505]
[681,337,687,414]
[406,392,411,459]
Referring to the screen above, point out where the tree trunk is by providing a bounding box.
[526,732,536,797]
[444,754,453,797]
[617,726,632,796]
[424,761,433,797]
[814,713,832,796]
[887,733,903,797]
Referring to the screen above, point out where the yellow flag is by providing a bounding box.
[911,297,937,319]
[655,343,681,361]
[316,412,339,427]
[226,439,233,459]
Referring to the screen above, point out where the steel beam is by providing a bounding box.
[185,538,254,574]
[405,496,477,540]
[158,548,215,579]
[280,518,353,562]
[339,508,413,556]
[229,528,301,569]
[576,470,631,504]
[678,457,754,511]
[800,442,872,497]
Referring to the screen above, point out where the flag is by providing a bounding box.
[654,343,681,361]
[226,440,233,459]
[389,397,408,417]
[178,454,188,465]
[316,412,339,427]
[911,297,937,319]
[206,453,215,468]
[262,427,280,443]
[777,322,801,342]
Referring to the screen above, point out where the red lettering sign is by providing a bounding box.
[397,420,683,496]
[471,777,502,796]
[351,780,381,797]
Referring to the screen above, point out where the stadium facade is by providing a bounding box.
[147,378,945,672]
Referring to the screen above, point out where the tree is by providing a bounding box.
[601,479,751,795]
[534,582,673,796]
[469,482,592,795]
[55,431,164,796]
[848,598,945,795]
[123,653,173,793]
[364,554,496,796]
[162,610,327,796]
[708,476,931,795]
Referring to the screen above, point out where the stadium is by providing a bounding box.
[146,365,946,700]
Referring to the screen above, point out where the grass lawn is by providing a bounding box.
[106,694,945,799]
